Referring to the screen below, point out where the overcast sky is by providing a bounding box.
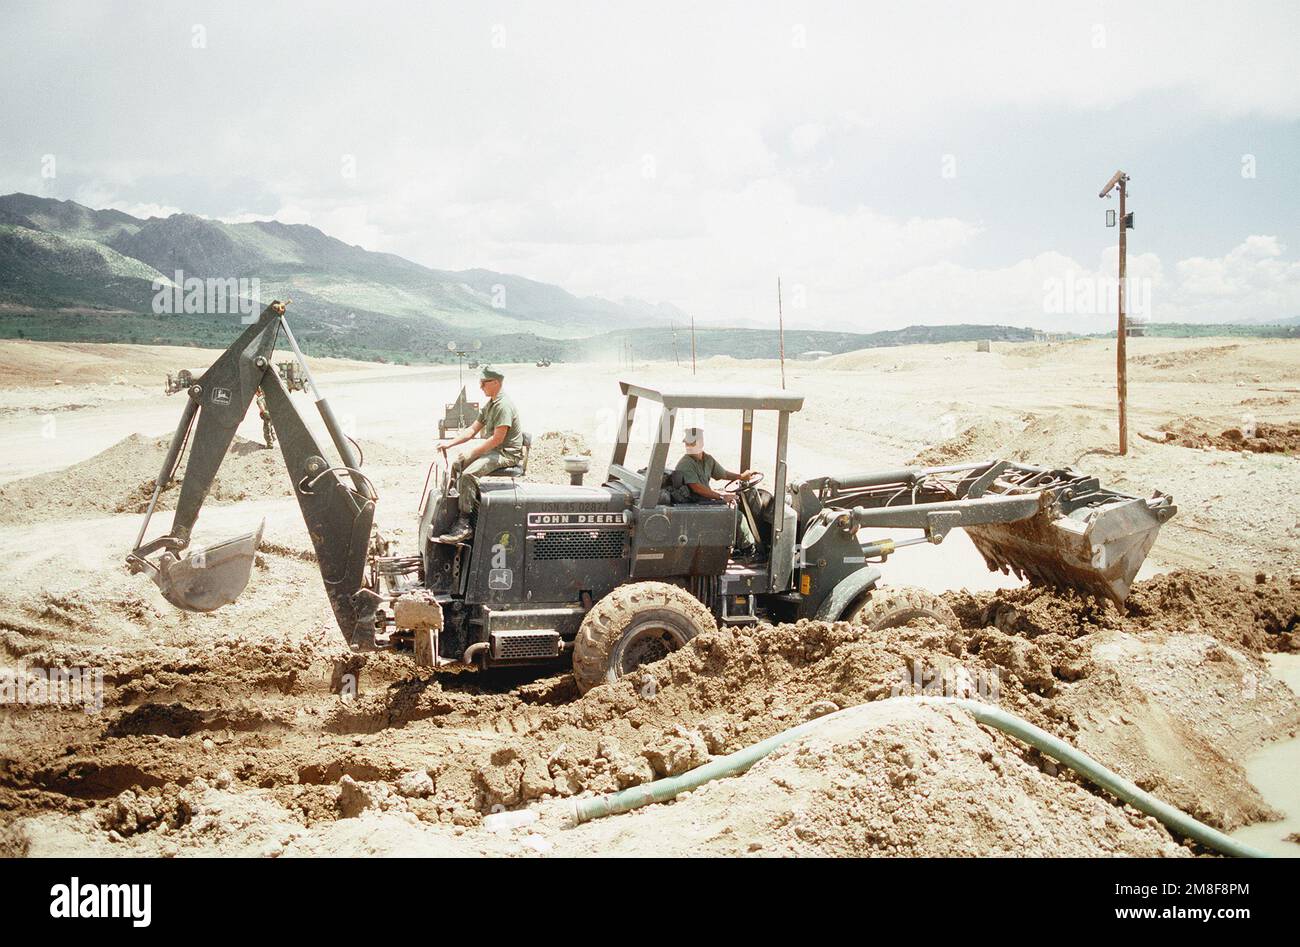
[2,1,1298,330]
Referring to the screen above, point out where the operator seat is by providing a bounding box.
[746,488,777,546]
[492,432,532,478]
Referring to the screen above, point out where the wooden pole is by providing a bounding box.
[777,276,786,389]
[1117,177,1128,456]
[1099,169,1129,457]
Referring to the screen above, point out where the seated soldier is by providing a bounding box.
[673,427,759,553]
[436,366,523,543]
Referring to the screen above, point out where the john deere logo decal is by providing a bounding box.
[489,533,513,590]
[527,512,623,527]
[210,387,232,405]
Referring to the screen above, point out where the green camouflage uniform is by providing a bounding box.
[456,393,524,515]
[674,451,735,488]
[674,450,755,546]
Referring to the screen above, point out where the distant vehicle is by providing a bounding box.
[164,369,195,395]
[536,358,552,367]
[438,386,479,439]
[277,361,307,393]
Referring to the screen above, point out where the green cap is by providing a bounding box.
[480,365,504,382]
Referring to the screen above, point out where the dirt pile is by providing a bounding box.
[525,430,592,485]
[0,431,425,526]
[751,702,1184,856]
[1155,419,1300,455]
[461,572,1299,836]
[562,701,1187,857]
[907,411,1115,469]
[0,433,291,524]
[1132,344,1242,371]
[950,571,1299,829]
[0,340,375,390]
[4,570,1297,855]
[951,570,1300,653]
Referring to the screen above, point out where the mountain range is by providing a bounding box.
[0,193,692,361]
[7,192,1285,363]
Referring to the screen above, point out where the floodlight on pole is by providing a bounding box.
[447,339,481,389]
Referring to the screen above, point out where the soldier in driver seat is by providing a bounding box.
[674,427,760,555]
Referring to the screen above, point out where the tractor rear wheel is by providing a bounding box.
[848,585,957,630]
[572,582,717,693]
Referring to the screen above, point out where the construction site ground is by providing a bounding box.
[0,335,1297,857]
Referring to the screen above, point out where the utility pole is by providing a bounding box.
[689,315,697,375]
[1099,170,1132,455]
[776,276,787,390]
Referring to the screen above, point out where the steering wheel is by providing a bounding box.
[722,472,764,495]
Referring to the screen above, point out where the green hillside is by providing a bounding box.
[3,193,1291,364]
[0,194,688,342]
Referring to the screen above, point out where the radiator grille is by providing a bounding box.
[531,529,627,561]
[491,630,561,660]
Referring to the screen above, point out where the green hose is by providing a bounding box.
[571,696,1270,859]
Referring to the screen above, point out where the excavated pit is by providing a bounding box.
[3,568,1297,856]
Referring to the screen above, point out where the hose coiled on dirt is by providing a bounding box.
[570,696,1270,858]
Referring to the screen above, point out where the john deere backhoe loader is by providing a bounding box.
[128,302,1176,692]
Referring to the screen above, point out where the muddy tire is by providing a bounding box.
[848,585,957,631]
[572,582,717,694]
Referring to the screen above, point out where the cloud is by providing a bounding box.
[66,182,179,220]
[3,2,1297,330]
[858,238,1297,330]
[1173,236,1300,321]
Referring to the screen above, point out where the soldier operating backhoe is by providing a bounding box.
[128,301,1176,693]
[435,366,524,544]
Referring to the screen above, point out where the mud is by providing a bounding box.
[4,570,1297,855]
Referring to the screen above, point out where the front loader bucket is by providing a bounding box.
[966,496,1169,605]
[151,521,264,612]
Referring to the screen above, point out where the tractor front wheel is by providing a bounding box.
[848,585,957,630]
[572,582,716,693]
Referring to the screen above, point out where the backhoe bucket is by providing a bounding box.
[966,496,1168,605]
[151,522,264,612]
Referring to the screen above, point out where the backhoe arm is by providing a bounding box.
[128,301,382,650]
